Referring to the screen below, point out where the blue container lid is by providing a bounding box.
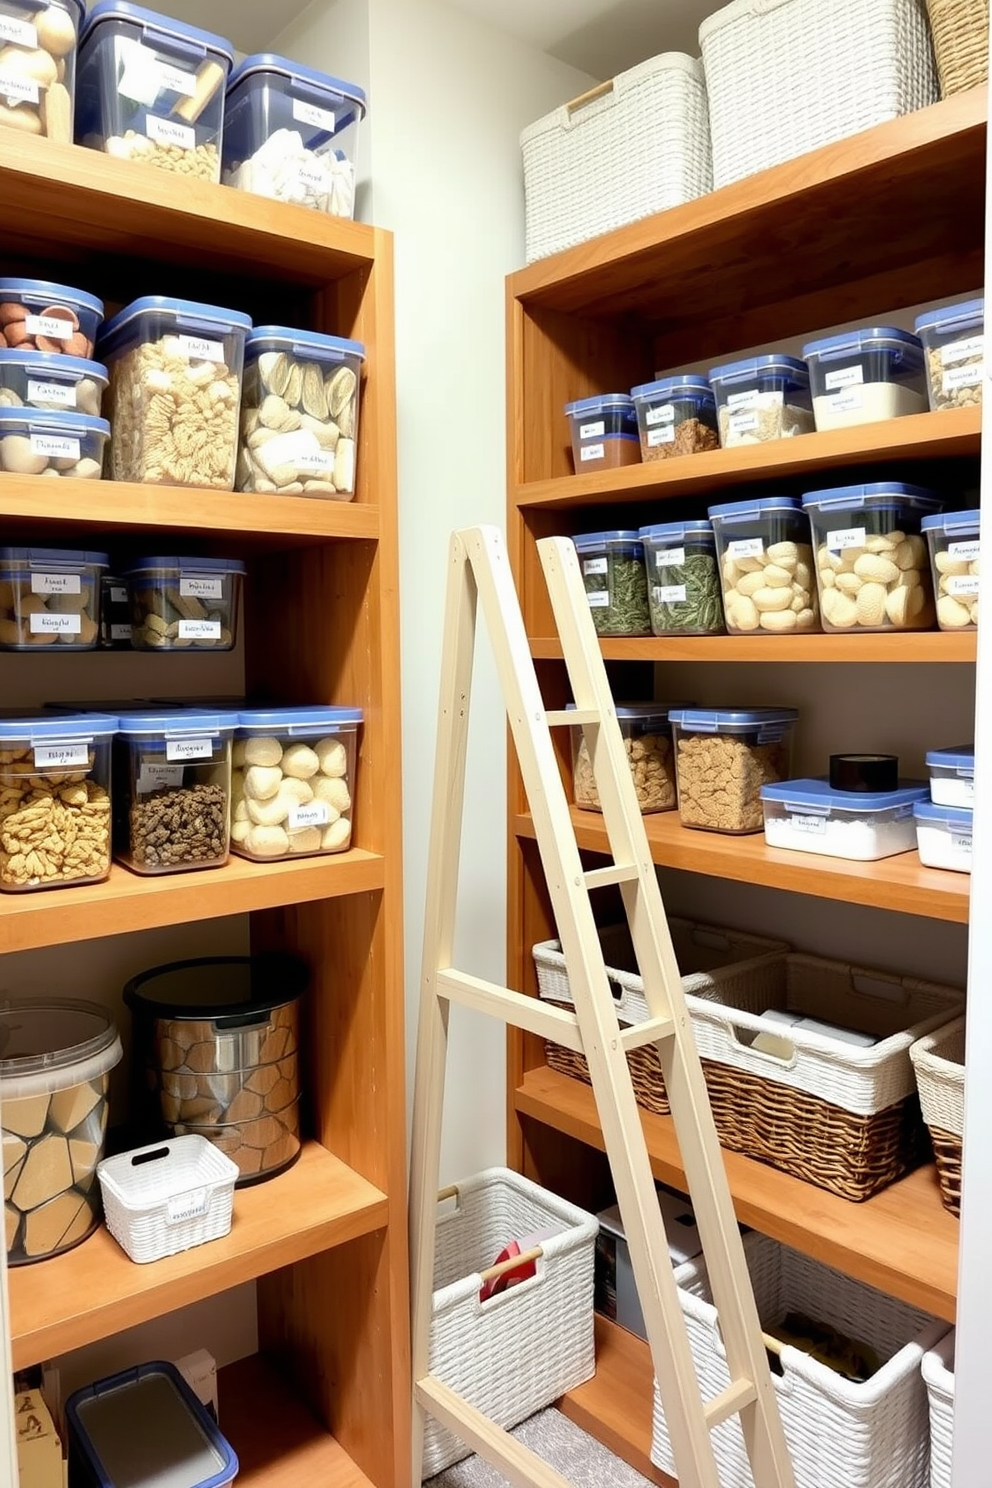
[914,800,974,827]
[914,298,984,336]
[99,297,252,352]
[0,409,109,437]
[708,497,803,521]
[123,556,246,575]
[238,706,363,732]
[802,326,924,362]
[926,745,975,771]
[81,2,234,61]
[669,707,798,732]
[573,530,643,549]
[566,701,690,721]
[0,546,109,566]
[708,354,808,386]
[760,777,929,811]
[801,482,940,514]
[630,375,713,402]
[228,53,367,116]
[0,711,117,742]
[639,521,714,543]
[115,709,238,735]
[921,509,981,535]
[0,279,103,317]
[564,395,635,416]
[0,349,108,382]
[247,326,365,362]
[17,0,83,19]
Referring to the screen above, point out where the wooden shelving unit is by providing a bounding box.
[506,91,983,1483]
[1,140,408,1487]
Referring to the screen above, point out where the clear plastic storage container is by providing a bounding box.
[99,297,249,489]
[123,555,244,650]
[99,574,131,649]
[0,348,107,414]
[0,0,81,142]
[630,376,719,461]
[2,998,121,1263]
[573,529,650,636]
[570,701,687,814]
[232,706,361,859]
[0,277,102,358]
[804,326,927,430]
[0,546,107,649]
[564,394,640,470]
[113,709,236,874]
[0,710,116,890]
[760,778,928,860]
[0,406,108,478]
[75,2,233,180]
[915,298,984,411]
[708,497,818,634]
[239,325,364,499]
[802,482,942,632]
[669,706,798,834]
[926,746,974,809]
[922,508,979,631]
[708,355,813,446]
[223,53,366,219]
[914,800,973,873]
[638,521,724,636]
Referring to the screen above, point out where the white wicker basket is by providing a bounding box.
[98,1135,239,1264]
[910,1016,966,1138]
[520,52,712,263]
[922,1330,955,1488]
[699,0,938,189]
[423,1168,597,1476]
[651,1232,949,1488]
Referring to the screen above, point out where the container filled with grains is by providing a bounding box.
[708,497,819,635]
[630,376,719,461]
[570,702,689,814]
[669,706,798,834]
[804,326,928,431]
[915,298,984,412]
[708,355,814,447]
[572,529,650,636]
[639,520,724,635]
[113,709,236,874]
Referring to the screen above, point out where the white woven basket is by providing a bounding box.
[699,0,938,189]
[520,52,711,263]
[98,1135,239,1264]
[423,1167,597,1476]
[922,1330,955,1488]
[651,1231,948,1488]
[910,1016,966,1137]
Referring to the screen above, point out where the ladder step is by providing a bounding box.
[546,708,598,727]
[417,1376,576,1488]
[584,864,639,891]
[703,1379,758,1430]
[436,969,585,1052]
[620,1015,675,1052]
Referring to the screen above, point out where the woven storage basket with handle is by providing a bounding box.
[533,918,788,1116]
[650,1231,948,1488]
[922,1330,955,1488]
[927,0,989,94]
[909,1015,965,1215]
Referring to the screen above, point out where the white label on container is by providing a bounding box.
[137,762,185,793]
[647,426,675,446]
[586,591,609,608]
[645,404,675,427]
[178,618,222,641]
[726,389,758,409]
[949,540,980,561]
[31,572,80,596]
[111,623,132,641]
[942,335,984,365]
[293,98,336,132]
[27,379,76,409]
[727,537,764,561]
[943,364,983,392]
[25,314,72,341]
[827,388,864,413]
[0,16,37,46]
[166,1188,209,1224]
[296,449,335,475]
[166,738,214,762]
[579,420,605,439]
[582,557,608,575]
[30,612,80,635]
[33,743,89,769]
[146,114,195,151]
[0,72,38,104]
[826,526,867,551]
[178,334,224,364]
[728,410,760,434]
[579,443,604,461]
[824,365,864,390]
[157,61,197,97]
[110,585,128,604]
[657,584,687,604]
[288,801,331,830]
[180,576,223,601]
[946,575,981,597]
[656,547,685,568]
[296,159,328,193]
[788,813,828,835]
[950,831,973,853]
[30,434,79,460]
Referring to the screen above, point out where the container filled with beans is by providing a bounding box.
[573,529,650,636]
[915,298,984,412]
[708,355,814,447]
[708,497,819,635]
[669,706,798,834]
[570,701,689,815]
[639,520,724,635]
[922,508,979,632]
[232,706,361,860]
[113,709,236,874]
[0,546,107,649]
[630,375,719,461]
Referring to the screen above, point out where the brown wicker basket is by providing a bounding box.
[910,1016,965,1216]
[926,0,989,94]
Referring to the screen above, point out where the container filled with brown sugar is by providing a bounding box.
[630,375,719,461]
[669,706,798,834]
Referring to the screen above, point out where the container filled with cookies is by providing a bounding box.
[0,278,103,358]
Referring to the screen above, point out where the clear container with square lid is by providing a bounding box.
[0,545,107,649]
[669,706,798,834]
[0,348,108,415]
[570,701,690,814]
[760,778,928,861]
[75,2,233,181]
[630,376,719,461]
[804,326,927,430]
[914,800,973,873]
[0,277,103,359]
[573,529,650,636]
[707,497,818,635]
[638,521,724,635]
[922,508,980,632]
[0,0,82,143]
[223,53,366,219]
[915,297,984,411]
[926,745,974,809]
[233,706,362,860]
[564,394,640,470]
[123,555,244,651]
[114,709,236,875]
[708,354,813,446]
[0,407,108,479]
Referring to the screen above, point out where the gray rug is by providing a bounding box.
[424,1408,656,1488]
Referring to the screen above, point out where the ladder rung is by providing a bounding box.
[545,708,599,727]
[703,1378,758,1430]
[435,969,585,1052]
[417,1376,576,1488]
[584,864,639,891]
[620,1015,675,1052]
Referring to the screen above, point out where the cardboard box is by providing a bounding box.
[15,1388,66,1488]
[595,1186,703,1340]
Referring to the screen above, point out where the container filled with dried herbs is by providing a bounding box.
[572,529,651,636]
[630,375,720,461]
[639,520,725,635]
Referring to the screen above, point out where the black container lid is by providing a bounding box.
[124,953,309,1023]
[829,754,899,793]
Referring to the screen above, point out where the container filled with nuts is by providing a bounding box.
[223,54,366,220]
[564,394,640,470]
[123,554,244,650]
[570,701,690,815]
[0,546,107,649]
[0,277,103,358]
[75,2,233,181]
[804,326,928,431]
[573,529,651,636]
[238,325,364,499]
[638,520,725,636]
[708,497,819,635]
[915,298,984,411]
[113,708,236,874]
[0,407,108,479]
[99,296,250,489]
[708,354,814,447]
[232,706,361,860]
[922,508,980,632]
[0,709,116,890]
[0,0,80,142]
[802,482,942,633]
[630,375,719,461]
[669,706,798,834]
[0,348,108,415]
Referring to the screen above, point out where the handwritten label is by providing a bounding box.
[297,449,335,474]
[288,802,331,830]
[582,557,608,575]
[27,378,76,408]
[25,314,71,341]
[110,585,128,604]
[656,584,687,604]
[645,404,675,426]
[157,61,197,96]
[34,743,89,768]
[949,539,980,561]
[824,364,864,390]
[0,72,38,104]
[111,623,132,641]
[293,98,336,132]
[655,547,685,568]
[137,763,185,793]
[146,114,195,150]
[788,813,827,835]
[950,831,973,853]
[297,159,328,193]
[727,410,759,434]
[178,333,224,364]
[579,443,604,461]
[579,420,605,439]
[166,1187,209,1224]
[0,15,37,46]
[30,612,80,634]
[166,737,214,762]
[32,572,80,595]
[178,619,222,641]
[826,526,867,552]
[180,575,223,601]
[726,388,758,409]
[647,426,675,446]
[942,335,983,365]
[726,537,764,561]
[943,364,982,392]
[30,433,80,460]
[826,388,864,414]
[946,575,980,597]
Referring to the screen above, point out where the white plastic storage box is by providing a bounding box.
[122,555,244,651]
[914,800,972,872]
[910,1015,965,1216]
[0,276,103,358]
[223,54,366,219]
[650,1231,948,1488]
[99,297,250,489]
[423,1167,597,1475]
[572,530,650,637]
[915,297,984,410]
[75,2,233,181]
[564,394,639,471]
[805,327,928,431]
[0,407,108,478]
[922,1331,955,1488]
[708,355,813,447]
[0,547,108,649]
[98,1135,239,1262]
[707,498,818,635]
[631,376,719,462]
[232,706,361,860]
[595,1188,703,1339]
[520,52,711,263]
[922,509,980,631]
[699,0,938,190]
[0,348,107,415]
[926,745,974,807]
[2,998,121,1263]
[760,778,928,861]
[0,0,82,142]
[113,709,236,874]
[239,325,364,499]
[670,706,798,833]
[639,521,724,636]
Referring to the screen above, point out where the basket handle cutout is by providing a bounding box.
[565,79,614,116]
[849,971,909,1006]
[479,1245,544,1286]
[131,1146,171,1166]
[729,1022,799,1069]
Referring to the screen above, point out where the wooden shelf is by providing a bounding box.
[531,630,977,664]
[516,406,981,511]
[559,1317,675,1488]
[514,806,970,923]
[0,850,385,955]
[517,1067,958,1322]
[8,1142,388,1371]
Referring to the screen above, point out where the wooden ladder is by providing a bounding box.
[408,526,795,1488]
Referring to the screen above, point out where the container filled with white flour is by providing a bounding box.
[926,745,975,808]
[804,325,928,431]
[761,777,928,861]
[914,801,973,873]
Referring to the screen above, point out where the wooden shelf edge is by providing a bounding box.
[516,1066,958,1322]
[558,1317,676,1488]
[530,631,977,663]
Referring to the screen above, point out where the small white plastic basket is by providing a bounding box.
[423,1167,597,1476]
[922,1330,955,1488]
[97,1135,239,1264]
